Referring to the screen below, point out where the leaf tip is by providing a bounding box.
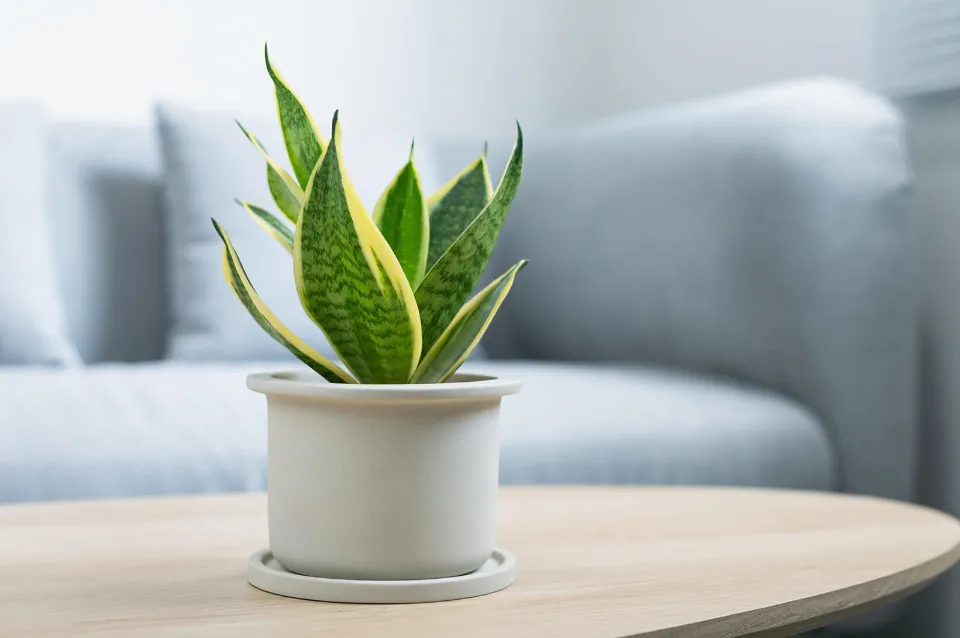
[235,119,252,140]
[482,141,489,158]
[409,138,415,161]
[211,217,226,239]
[264,43,282,84]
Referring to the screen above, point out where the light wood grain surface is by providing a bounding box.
[0,487,957,638]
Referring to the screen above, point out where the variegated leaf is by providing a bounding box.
[236,200,293,253]
[426,151,492,270]
[372,143,428,284]
[264,45,326,189]
[294,113,422,384]
[213,219,355,384]
[415,124,523,354]
[236,121,303,224]
[413,260,527,384]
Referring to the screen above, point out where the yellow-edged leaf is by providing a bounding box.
[294,112,422,383]
[235,200,293,253]
[236,121,303,224]
[372,142,428,284]
[412,260,527,384]
[415,124,523,355]
[426,151,492,270]
[264,45,326,189]
[213,219,355,384]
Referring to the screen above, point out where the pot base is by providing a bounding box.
[247,548,516,604]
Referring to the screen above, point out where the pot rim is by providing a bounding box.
[247,371,521,401]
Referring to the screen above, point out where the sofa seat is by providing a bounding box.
[487,362,836,489]
[0,361,836,502]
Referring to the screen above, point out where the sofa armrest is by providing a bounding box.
[483,79,916,503]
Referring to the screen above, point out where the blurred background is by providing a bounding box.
[2,1,960,636]
[0,0,877,131]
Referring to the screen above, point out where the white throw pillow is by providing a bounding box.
[0,104,81,366]
[156,104,441,363]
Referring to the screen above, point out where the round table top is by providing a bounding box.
[1,487,958,638]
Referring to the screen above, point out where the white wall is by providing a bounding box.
[0,0,608,136]
[0,0,876,135]
[597,0,876,114]
[0,0,351,123]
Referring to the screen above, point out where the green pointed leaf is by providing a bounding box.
[426,153,492,270]
[372,146,428,284]
[213,219,355,384]
[265,45,326,189]
[415,124,523,354]
[294,113,422,384]
[236,200,293,253]
[237,121,303,224]
[413,260,527,384]
[267,168,301,223]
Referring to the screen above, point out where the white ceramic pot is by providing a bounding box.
[246,371,521,581]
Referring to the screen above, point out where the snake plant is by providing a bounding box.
[213,46,526,384]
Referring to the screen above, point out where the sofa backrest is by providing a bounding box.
[45,122,168,363]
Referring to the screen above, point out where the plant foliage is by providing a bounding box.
[212,46,525,384]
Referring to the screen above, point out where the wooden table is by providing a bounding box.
[1,487,958,638]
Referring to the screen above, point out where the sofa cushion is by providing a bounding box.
[0,105,80,366]
[488,362,835,489]
[0,362,271,502]
[45,122,166,363]
[0,361,834,502]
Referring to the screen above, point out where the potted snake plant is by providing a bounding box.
[214,46,525,585]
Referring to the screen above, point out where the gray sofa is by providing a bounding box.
[0,78,918,633]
